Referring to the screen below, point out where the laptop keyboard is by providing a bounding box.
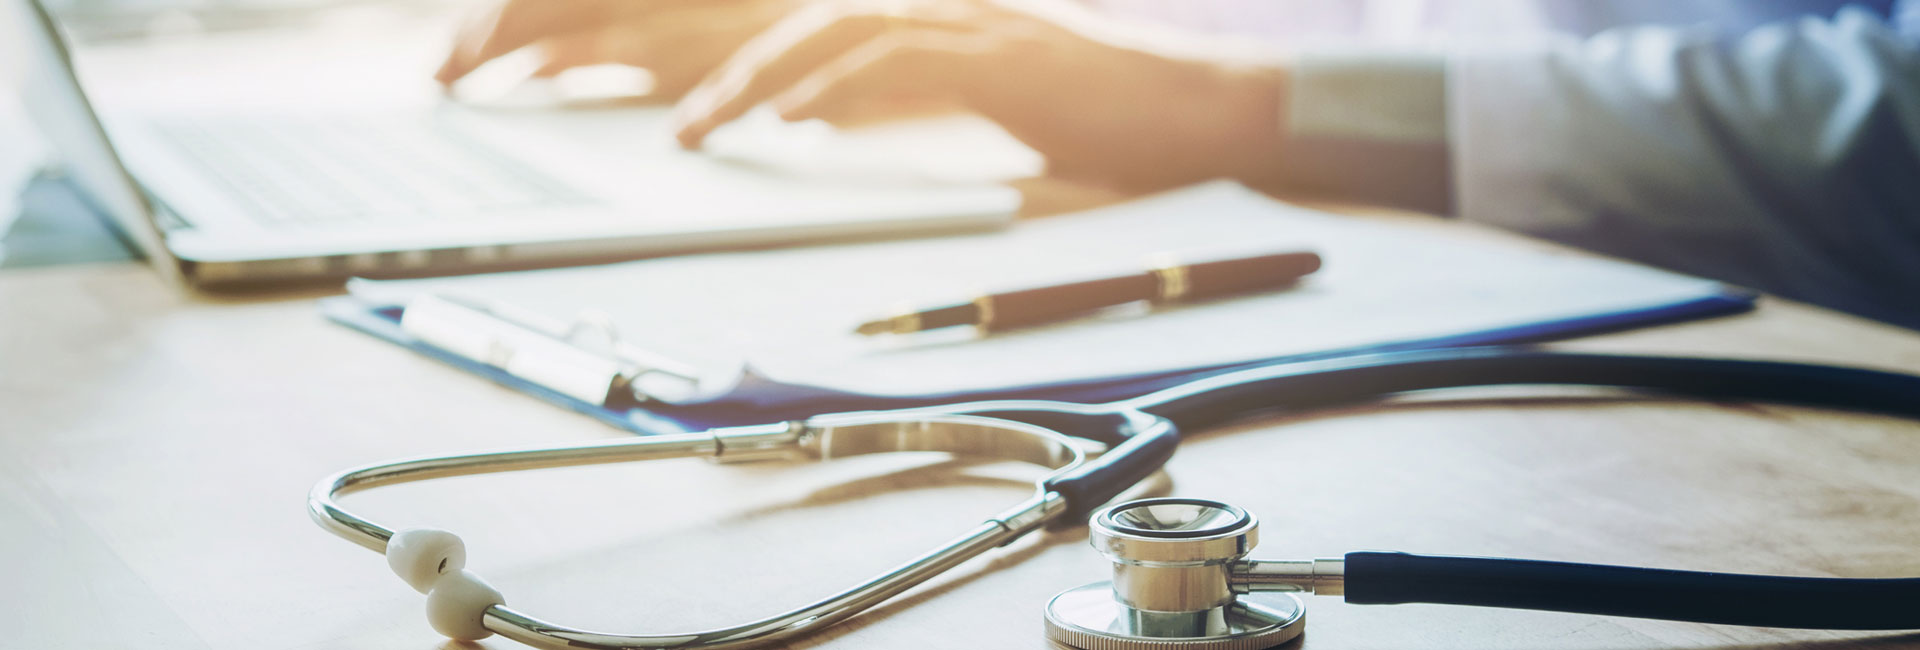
[150,116,590,225]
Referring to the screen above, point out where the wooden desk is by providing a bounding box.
[5,214,1920,650]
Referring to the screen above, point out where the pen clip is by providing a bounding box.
[399,293,706,407]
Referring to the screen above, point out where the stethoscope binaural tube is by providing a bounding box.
[310,413,1107,650]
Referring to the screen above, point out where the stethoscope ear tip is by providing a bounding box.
[386,529,505,641]
[386,528,466,594]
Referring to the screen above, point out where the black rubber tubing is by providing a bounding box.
[1092,346,1920,628]
[1345,551,1920,629]
[944,402,1182,529]
[1036,417,1178,527]
[1030,346,1920,535]
[1126,346,1920,429]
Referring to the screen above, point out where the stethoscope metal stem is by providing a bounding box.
[1231,558,1346,596]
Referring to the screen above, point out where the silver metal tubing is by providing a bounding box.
[1231,558,1347,596]
[485,494,1064,650]
[309,413,1085,650]
[307,422,798,553]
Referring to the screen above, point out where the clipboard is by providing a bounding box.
[321,183,1757,435]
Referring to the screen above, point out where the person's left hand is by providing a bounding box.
[670,0,1289,190]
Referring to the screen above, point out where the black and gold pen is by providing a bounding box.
[854,250,1323,335]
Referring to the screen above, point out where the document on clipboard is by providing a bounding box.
[327,182,1753,433]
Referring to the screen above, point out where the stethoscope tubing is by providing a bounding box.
[952,346,1920,528]
[1123,346,1920,429]
[314,346,1920,648]
[1069,347,1920,630]
[1343,551,1920,629]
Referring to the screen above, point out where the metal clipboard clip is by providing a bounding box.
[398,293,713,407]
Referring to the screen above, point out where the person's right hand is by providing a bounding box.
[434,0,797,99]
[670,0,1289,191]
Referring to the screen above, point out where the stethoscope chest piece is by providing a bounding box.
[1044,498,1306,650]
[1044,584,1304,650]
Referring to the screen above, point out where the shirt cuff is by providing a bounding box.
[1274,49,1454,215]
[1287,49,1449,145]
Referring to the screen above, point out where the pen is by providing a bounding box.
[854,250,1323,335]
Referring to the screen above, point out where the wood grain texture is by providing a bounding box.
[4,213,1920,650]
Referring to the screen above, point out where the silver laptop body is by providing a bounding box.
[6,0,1019,287]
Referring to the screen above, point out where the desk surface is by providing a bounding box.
[5,211,1920,650]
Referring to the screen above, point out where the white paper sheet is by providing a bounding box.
[352,182,1734,397]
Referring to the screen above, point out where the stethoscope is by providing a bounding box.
[309,347,1920,649]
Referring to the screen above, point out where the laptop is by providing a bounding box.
[5,0,1022,287]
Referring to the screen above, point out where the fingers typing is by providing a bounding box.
[673,4,894,148]
[772,33,980,123]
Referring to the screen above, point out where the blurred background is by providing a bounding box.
[40,0,450,38]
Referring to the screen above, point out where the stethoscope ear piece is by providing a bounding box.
[385,528,505,641]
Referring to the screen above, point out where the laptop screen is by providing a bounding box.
[4,0,175,278]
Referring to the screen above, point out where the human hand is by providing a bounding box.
[670,0,1289,190]
[435,0,796,98]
